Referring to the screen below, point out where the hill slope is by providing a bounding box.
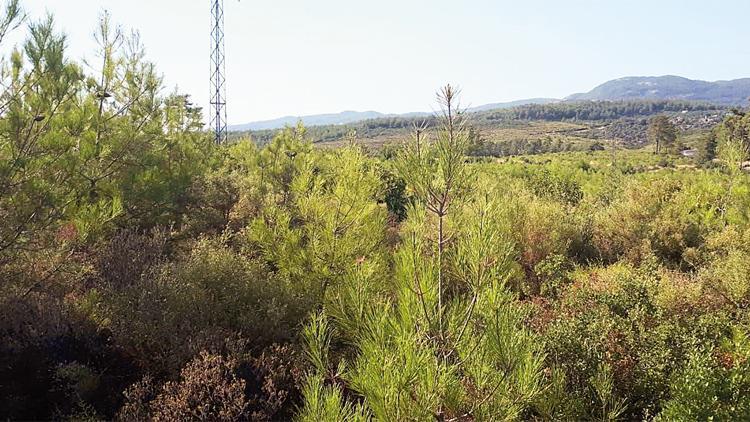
[229,99,556,131]
[229,110,391,131]
[566,75,750,105]
[231,76,750,131]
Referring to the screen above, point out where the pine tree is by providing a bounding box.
[648,115,678,154]
[298,86,545,421]
[395,84,472,337]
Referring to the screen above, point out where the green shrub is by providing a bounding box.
[657,327,750,421]
[540,264,736,419]
[103,237,303,375]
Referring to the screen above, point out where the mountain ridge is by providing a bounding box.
[565,75,750,104]
[229,98,557,132]
[230,76,750,131]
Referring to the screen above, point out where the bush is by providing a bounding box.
[657,327,750,421]
[700,248,750,308]
[0,290,138,420]
[539,264,735,419]
[241,344,307,421]
[103,237,304,375]
[524,168,584,206]
[93,227,168,289]
[512,194,578,296]
[118,351,247,422]
[591,174,727,268]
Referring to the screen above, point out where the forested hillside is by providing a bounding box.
[3,4,750,421]
[234,75,749,133]
[566,75,750,105]
[243,99,726,153]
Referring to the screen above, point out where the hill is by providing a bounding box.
[229,98,557,131]
[465,98,559,112]
[229,110,392,131]
[566,75,750,105]
[231,76,749,132]
[239,99,726,150]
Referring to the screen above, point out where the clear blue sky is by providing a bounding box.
[16,0,750,124]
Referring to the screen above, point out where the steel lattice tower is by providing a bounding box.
[210,0,227,144]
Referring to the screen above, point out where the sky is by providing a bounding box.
[14,0,750,124]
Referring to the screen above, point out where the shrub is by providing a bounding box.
[512,194,578,296]
[241,344,307,421]
[701,249,750,308]
[540,264,735,419]
[0,290,138,420]
[591,175,726,268]
[103,237,302,375]
[118,351,247,422]
[657,327,750,421]
[524,168,584,206]
[93,227,168,289]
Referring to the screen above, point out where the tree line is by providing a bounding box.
[239,101,725,146]
[482,100,724,122]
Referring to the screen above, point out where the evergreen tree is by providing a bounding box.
[698,130,719,163]
[648,115,678,154]
[298,86,545,421]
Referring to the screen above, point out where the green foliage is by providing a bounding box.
[698,129,719,163]
[297,88,545,421]
[102,237,302,375]
[648,115,678,154]
[539,262,740,420]
[701,248,750,308]
[489,100,721,122]
[591,173,731,268]
[524,167,584,205]
[468,135,585,157]
[247,133,388,306]
[715,110,750,173]
[0,11,212,274]
[657,327,750,421]
[379,164,409,221]
[3,7,750,420]
[298,374,369,422]
[394,84,473,335]
[590,363,628,421]
[243,100,724,148]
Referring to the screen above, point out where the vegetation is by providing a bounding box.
[648,115,678,154]
[483,100,722,122]
[2,5,750,421]
[240,100,726,151]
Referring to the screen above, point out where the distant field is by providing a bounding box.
[238,100,725,154]
[315,120,597,150]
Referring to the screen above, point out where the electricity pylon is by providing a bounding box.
[209,0,227,144]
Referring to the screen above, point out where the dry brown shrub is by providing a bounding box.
[117,351,247,422]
